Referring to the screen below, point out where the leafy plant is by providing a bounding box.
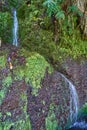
[78,103,87,117]
[2,75,12,87]
[0,12,12,43]
[45,103,59,130]
[77,102,87,123]
[0,105,31,130]
[0,120,14,130]
[13,115,32,130]
[0,116,32,130]
[0,90,5,105]
[43,0,65,19]
[46,112,58,130]
[20,92,28,114]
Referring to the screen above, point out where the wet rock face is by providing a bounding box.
[62,59,87,107]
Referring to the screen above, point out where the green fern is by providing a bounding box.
[43,0,65,19]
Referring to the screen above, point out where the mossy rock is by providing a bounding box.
[14,52,53,95]
[0,47,53,130]
[0,55,7,68]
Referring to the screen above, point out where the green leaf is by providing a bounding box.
[6,112,11,117]
[56,11,65,19]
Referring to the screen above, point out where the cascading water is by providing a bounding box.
[13,9,18,46]
[70,121,87,129]
[59,73,79,123]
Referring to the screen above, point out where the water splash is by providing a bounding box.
[73,121,87,128]
[13,9,18,46]
[59,73,79,123]
[70,121,87,129]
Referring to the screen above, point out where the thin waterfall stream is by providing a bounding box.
[13,9,18,46]
[59,73,79,123]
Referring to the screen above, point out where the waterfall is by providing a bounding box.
[59,73,79,123]
[13,9,18,46]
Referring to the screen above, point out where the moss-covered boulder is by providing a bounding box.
[0,45,53,130]
[0,45,69,130]
[14,49,53,96]
[1,45,86,130]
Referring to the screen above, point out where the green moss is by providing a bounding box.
[0,115,31,130]
[0,90,5,105]
[0,121,14,130]
[13,115,32,130]
[14,52,53,95]
[82,102,87,114]
[2,75,12,87]
[78,102,87,118]
[0,75,12,105]
[45,113,58,130]
[20,92,27,114]
[45,104,58,130]
[0,56,6,68]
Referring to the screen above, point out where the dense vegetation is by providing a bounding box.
[0,0,87,63]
